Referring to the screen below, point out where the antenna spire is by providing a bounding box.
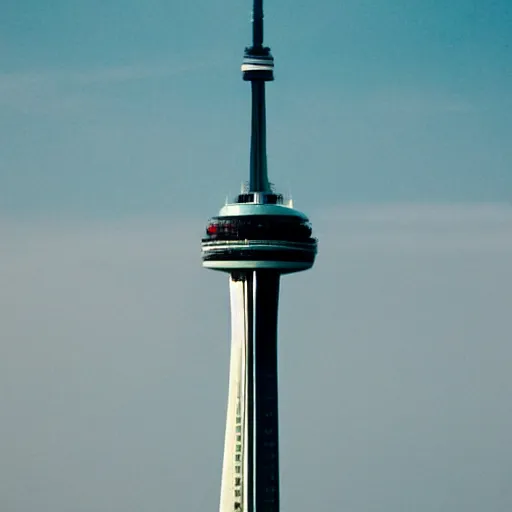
[253,0,264,48]
[241,0,274,193]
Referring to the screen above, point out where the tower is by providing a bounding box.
[201,1,317,511]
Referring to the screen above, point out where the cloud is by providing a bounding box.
[0,62,206,90]
[1,204,511,511]
[0,58,225,115]
[314,202,512,252]
[364,88,476,114]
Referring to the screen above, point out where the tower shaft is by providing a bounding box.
[220,272,280,512]
[202,1,317,510]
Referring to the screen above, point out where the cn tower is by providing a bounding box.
[201,1,317,510]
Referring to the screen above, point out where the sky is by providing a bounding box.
[1,1,512,511]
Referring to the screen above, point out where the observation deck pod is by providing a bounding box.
[242,46,274,81]
[201,192,317,274]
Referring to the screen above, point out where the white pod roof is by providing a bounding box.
[218,202,309,220]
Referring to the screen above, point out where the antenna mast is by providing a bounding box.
[253,0,264,47]
[242,0,274,192]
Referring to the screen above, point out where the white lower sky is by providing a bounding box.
[1,203,511,512]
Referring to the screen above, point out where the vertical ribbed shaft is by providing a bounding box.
[253,271,280,511]
[219,278,248,512]
[245,276,255,512]
[220,271,280,512]
[250,81,270,192]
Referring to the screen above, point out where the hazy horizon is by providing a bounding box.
[2,203,512,511]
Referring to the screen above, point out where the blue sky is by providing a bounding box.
[1,0,511,219]
[1,3,512,512]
